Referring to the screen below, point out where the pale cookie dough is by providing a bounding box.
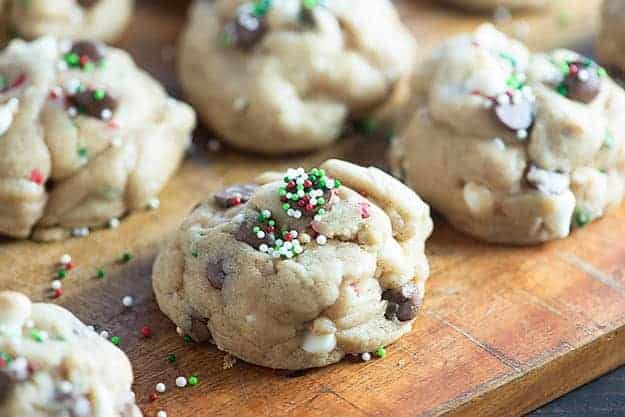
[439,0,548,11]
[0,291,142,417]
[1,0,134,43]
[596,0,625,75]
[0,37,196,241]
[153,159,433,370]
[390,24,625,244]
[178,0,417,154]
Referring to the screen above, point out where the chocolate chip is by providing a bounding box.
[494,99,534,131]
[77,0,99,7]
[69,41,105,64]
[235,213,274,248]
[68,88,117,120]
[233,11,267,49]
[207,260,226,290]
[565,69,601,104]
[0,372,12,404]
[214,184,258,208]
[382,283,422,322]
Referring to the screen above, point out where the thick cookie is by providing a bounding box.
[153,159,433,370]
[0,37,196,241]
[1,0,134,43]
[596,0,625,76]
[178,0,416,154]
[390,24,625,244]
[0,291,142,417]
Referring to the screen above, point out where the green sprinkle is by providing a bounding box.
[57,269,68,279]
[64,52,79,66]
[96,268,105,279]
[167,353,177,363]
[191,250,199,258]
[574,208,591,228]
[556,83,569,97]
[184,335,193,344]
[375,346,386,358]
[110,336,120,346]
[83,62,95,72]
[30,328,44,343]
[0,75,7,91]
[506,74,524,90]
[360,118,377,135]
[302,0,318,9]
[334,179,341,188]
[0,352,11,363]
[282,203,290,211]
[121,252,133,263]
[279,188,287,196]
[188,376,199,386]
[93,89,106,101]
[598,67,608,78]
[78,147,88,159]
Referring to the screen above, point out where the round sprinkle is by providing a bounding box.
[166,353,176,363]
[147,197,160,210]
[188,376,199,386]
[141,326,152,338]
[60,254,72,265]
[110,336,120,346]
[316,235,327,245]
[53,289,63,299]
[122,296,134,307]
[57,269,68,279]
[149,393,158,402]
[361,352,371,362]
[157,411,167,417]
[99,331,109,339]
[155,383,166,393]
[51,280,62,290]
[108,218,120,229]
[121,252,133,263]
[375,347,386,358]
[175,376,187,388]
[96,268,106,279]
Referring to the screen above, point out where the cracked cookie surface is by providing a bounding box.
[0,37,195,241]
[390,24,625,244]
[153,159,432,370]
[0,291,142,417]
[178,0,416,154]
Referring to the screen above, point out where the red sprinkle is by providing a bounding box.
[28,169,44,185]
[0,358,6,368]
[229,196,242,207]
[53,289,63,299]
[63,262,74,271]
[79,55,90,66]
[149,393,159,402]
[9,73,27,90]
[141,326,152,338]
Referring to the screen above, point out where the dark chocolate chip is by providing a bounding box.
[382,283,422,322]
[234,11,267,49]
[0,372,12,404]
[565,69,601,104]
[214,184,258,208]
[235,213,274,248]
[69,89,117,120]
[70,40,105,64]
[494,99,534,131]
[77,0,99,7]
[207,260,226,290]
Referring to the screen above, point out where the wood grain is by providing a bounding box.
[0,1,619,417]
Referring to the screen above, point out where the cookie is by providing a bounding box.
[596,0,625,76]
[1,0,134,43]
[178,0,417,154]
[390,24,625,244]
[439,0,548,11]
[0,37,196,241]
[0,291,142,417]
[153,159,433,370]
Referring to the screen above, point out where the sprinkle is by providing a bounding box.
[175,376,187,388]
[574,208,590,228]
[96,268,106,279]
[184,335,193,344]
[28,168,44,185]
[361,352,371,361]
[149,393,159,402]
[121,252,133,263]
[316,235,327,245]
[110,336,120,346]
[53,288,63,299]
[188,376,199,386]
[57,269,68,279]
[99,331,109,339]
[51,280,62,290]
[176,327,183,336]
[122,296,134,307]
[147,197,160,210]
[141,326,152,338]
[108,218,121,229]
[60,254,72,265]
[375,347,386,358]
[156,411,167,417]
[166,353,176,363]
[156,383,166,393]
[30,328,47,343]
[516,129,528,140]
[72,227,90,237]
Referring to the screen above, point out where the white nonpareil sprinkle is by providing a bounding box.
[493,137,506,151]
[316,235,327,245]
[60,254,72,265]
[175,376,187,388]
[100,330,109,339]
[516,129,528,140]
[101,109,113,120]
[147,197,160,210]
[122,296,134,307]
[71,227,90,237]
[155,383,166,393]
[361,352,371,361]
[156,411,167,417]
[108,218,121,229]
[51,280,62,290]
[578,69,590,82]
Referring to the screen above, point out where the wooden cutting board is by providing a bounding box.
[2,1,620,416]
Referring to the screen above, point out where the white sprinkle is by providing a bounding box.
[256,231,265,239]
[275,239,283,247]
[60,254,72,265]
[108,218,121,229]
[175,376,187,388]
[259,244,268,252]
[66,79,81,94]
[57,380,74,394]
[155,383,166,393]
[262,210,271,218]
[493,137,506,151]
[71,227,90,237]
[122,296,134,308]
[176,326,183,336]
[101,109,113,120]
[100,330,109,339]
[578,69,590,82]
[316,235,327,245]
[314,215,322,222]
[272,250,281,259]
[51,280,62,290]
[147,197,160,210]
[361,352,371,361]
[67,107,78,118]
[516,129,528,140]
[156,411,168,417]
[293,210,302,219]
